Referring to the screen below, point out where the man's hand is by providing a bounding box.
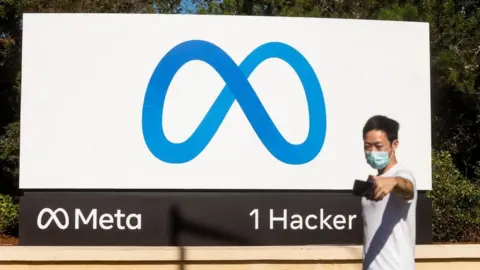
[369,176,414,201]
[369,176,397,201]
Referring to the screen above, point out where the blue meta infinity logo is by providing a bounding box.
[142,40,327,165]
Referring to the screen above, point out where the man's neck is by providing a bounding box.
[378,158,398,175]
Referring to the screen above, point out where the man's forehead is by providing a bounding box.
[364,130,389,142]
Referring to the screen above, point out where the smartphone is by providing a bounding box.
[352,179,374,197]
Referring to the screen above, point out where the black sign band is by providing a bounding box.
[19,191,432,246]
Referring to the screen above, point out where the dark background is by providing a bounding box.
[19,191,432,246]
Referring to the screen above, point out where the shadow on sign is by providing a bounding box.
[168,205,254,270]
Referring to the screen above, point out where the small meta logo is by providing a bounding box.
[37,208,69,230]
[142,40,327,165]
[36,208,142,230]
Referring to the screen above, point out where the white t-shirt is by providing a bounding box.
[361,163,417,270]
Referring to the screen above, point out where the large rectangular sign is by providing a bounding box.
[19,192,432,246]
[20,14,431,190]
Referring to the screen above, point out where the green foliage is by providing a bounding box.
[0,122,20,195]
[0,194,19,236]
[429,150,480,242]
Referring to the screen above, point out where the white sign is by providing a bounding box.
[20,14,432,190]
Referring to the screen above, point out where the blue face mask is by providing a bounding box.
[365,151,391,170]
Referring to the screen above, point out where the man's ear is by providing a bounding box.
[392,140,399,150]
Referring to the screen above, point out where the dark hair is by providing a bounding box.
[362,115,399,143]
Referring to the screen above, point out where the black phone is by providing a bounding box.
[352,179,375,197]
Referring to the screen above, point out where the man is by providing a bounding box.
[361,115,417,270]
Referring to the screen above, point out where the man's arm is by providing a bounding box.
[392,176,414,200]
[370,175,415,201]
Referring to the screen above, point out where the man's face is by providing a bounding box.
[363,129,397,153]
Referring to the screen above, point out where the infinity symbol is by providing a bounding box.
[142,40,327,165]
[37,208,69,230]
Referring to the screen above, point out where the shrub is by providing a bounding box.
[0,194,19,236]
[428,150,480,242]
